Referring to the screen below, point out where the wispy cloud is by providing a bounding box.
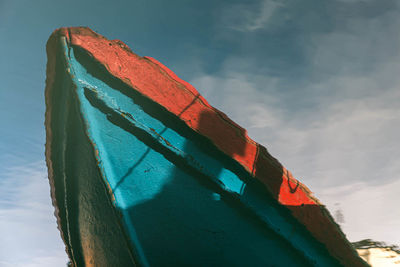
[0,161,68,266]
[220,0,283,32]
[319,179,400,246]
[190,0,400,245]
[191,57,400,247]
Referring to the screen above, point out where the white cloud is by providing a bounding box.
[191,73,281,128]
[0,161,68,266]
[221,0,283,32]
[318,179,400,246]
[190,5,400,246]
[309,8,400,77]
[192,67,400,247]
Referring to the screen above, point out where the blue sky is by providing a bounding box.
[1,0,400,265]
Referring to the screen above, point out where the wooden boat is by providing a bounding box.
[45,27,367,266]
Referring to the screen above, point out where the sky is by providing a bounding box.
[1,0,400,265]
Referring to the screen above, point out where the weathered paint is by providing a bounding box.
[45,27,368,266]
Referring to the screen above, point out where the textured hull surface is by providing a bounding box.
[45,27,367,267]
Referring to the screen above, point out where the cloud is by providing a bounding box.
[191,57,400,247]
[221,0,283,32]
[189,0,400,246]
[0,161,68,266]
[318,179,400,246]
[192,62,400,186]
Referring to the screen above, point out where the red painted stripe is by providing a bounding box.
[52,27,365,266]
[67,28,318,207]
[61,27,321,208]
[144,54,317,206]
[69,30,258,174]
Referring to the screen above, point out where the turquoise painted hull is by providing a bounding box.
[45,28,366,267]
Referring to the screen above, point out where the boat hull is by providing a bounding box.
[45,27,367,267]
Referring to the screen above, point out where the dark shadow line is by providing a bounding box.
[113,148,151,191]
[84,86,240,204]
[73,45,252,185]
[112,93,200,191]
[83,87,336,266]
[74,46,349,267]
[176,94,200,117]
[287,170,300,194]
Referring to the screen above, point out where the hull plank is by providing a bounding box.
[45,27,368,267]
[45,36,136,266]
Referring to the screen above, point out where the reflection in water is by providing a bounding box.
[120,110,310,266]
[78,47,343,266]
[0,160,69,266]
[353,239,400,266]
